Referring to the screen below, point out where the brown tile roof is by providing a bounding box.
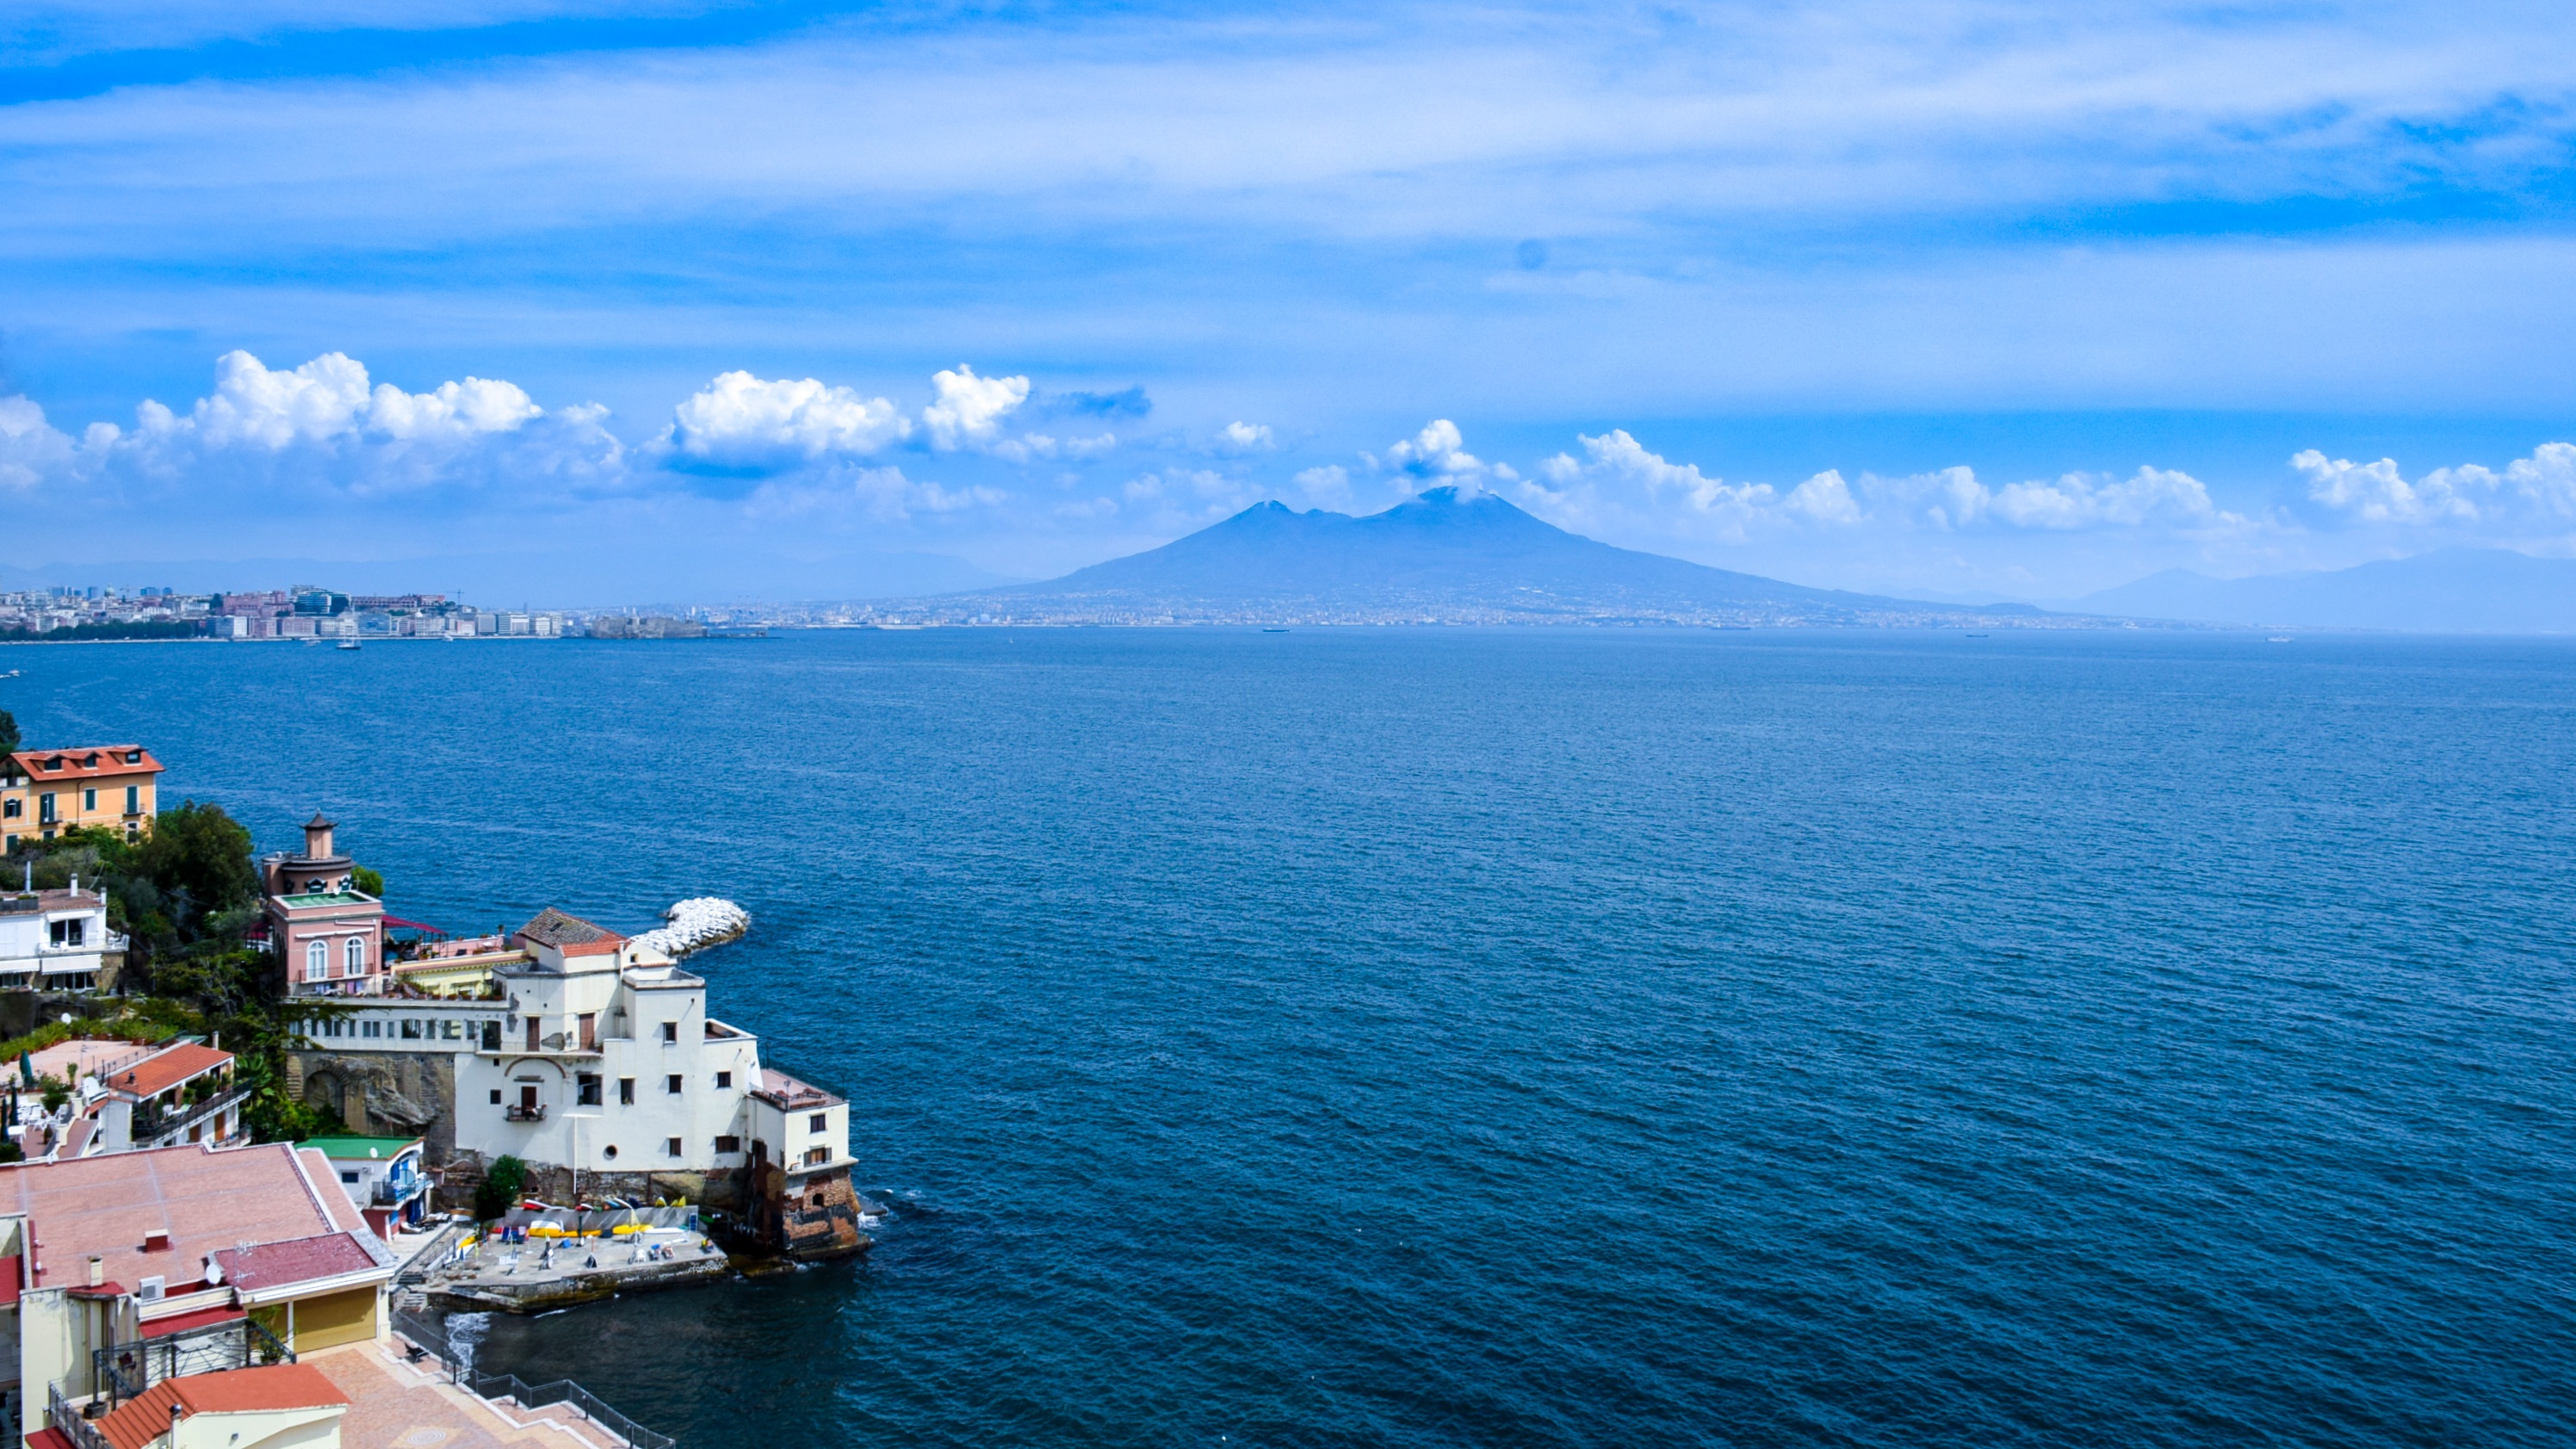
[0,1142,381,1296]
[96,1365,349,1448]
[105,1042,232,1103]
[516,907,626,956]
[9,746,160,783]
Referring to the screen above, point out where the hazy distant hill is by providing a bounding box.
[2073,549,2576,632]
[925,486,2060,625]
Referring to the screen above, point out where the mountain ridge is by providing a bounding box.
[920,486,2071,625]
[2071,548,2576,632]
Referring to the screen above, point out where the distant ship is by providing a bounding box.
[337,640,362,650]
[1260,627,1289,633]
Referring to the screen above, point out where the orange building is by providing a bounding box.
[2,746,161,850]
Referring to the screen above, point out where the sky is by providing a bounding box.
[3,0,2574,606]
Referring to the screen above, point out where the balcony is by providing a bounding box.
[132,1084,251,1145]
[372,1174,427,1206]
[505,1103,548,1122]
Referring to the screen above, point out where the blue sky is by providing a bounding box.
[3,0,2574,605]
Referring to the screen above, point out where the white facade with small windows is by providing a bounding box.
[445,908,786,1181]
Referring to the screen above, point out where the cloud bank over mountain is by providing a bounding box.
[6,350,2574,604]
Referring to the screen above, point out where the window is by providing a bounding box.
[50,920,84,947]
[715,1071,732,1089]
[3,798,17,818]
[344,938,365,975]
[715,1135,740,1154]
[340,1170,359,1184]
[400,1019,422,1039]
[802,1147,830,1167]
[305,940,328,982]
[604,1145,618,1160]
[124,751,141,765]
[666,1074,683,1094]
[363,1019,382,1038]
[124,785,139,814]
[577,1074,602,1106]
[83,788,96,811]
[666,1136,682,1157]
[809,1113,827,1132]
[660,1021,678,1043]
[619,1077,635,1105]
[490,1088,502,1105]
[39,794,56,824]
[481,1021,501,1050]
[443,1020,461,1040]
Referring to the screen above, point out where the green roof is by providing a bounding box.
[295,1135,421,1160]
[277,892,374,908]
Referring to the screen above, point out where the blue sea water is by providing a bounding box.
[6,629,2573,1447]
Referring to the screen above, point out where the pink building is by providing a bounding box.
[262,816,386,997]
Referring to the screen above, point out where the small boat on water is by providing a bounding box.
[337,640,362,650]
[1260,627,1289,634]
[2269,635,2293,643]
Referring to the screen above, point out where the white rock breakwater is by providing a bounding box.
[633,896,750,957]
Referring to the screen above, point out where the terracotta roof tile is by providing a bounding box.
[516,907,626,956]
[107,1043,232,1103]
[209,1232,379,1292]
[96,1365,348,1449]
[9,746,160,783]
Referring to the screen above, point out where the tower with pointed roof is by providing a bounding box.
[262,814,387,997]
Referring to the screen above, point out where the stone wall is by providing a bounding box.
[441,1146,744,1214]
[287,1049,457,1161]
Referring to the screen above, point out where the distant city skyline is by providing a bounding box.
[4,1,2574,602]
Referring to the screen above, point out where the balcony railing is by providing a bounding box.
[373,1175,426,1205]
[132,1084,251,1145]
[90,1317,294,1407]
[390,1311,672,1449]
[505,1104,548,1122]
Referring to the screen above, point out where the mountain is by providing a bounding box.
[924,487,2059,625]
[2072,549,2576,632]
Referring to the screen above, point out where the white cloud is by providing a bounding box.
[923,364,1030,450]
[665,370,908,466]
[1292,463,1353,509]
[2297,443,2576,529]
[151,350,545,449]
[1862,464,2241,533]
[1217,421,1273,453]
[1526,429,1778,542]
[0,396,83,492]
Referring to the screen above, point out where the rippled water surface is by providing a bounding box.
[9,629,2573,1446]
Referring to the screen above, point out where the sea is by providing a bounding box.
[6,628,2572,1447]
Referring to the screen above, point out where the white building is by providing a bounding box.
[453,908,764,1184]
[0,879,120,992]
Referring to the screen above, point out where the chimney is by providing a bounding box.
[86,1254,102,1287]
[142,1229,170,1253]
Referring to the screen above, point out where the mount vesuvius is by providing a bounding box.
[915,486,2061,626]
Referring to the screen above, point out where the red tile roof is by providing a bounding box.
[107,1043,232,1102]
[209,1232,380,1292]
[96,1365,349,1449]
[0,1142,387,1297]
[753,1068,845,1110]
[9,746,161,783]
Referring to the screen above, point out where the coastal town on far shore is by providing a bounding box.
[0,731,858,1449]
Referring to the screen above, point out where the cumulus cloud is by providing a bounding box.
[1217,421,1273,452]
[2296,444,2576,529]
[923,364,1030,450]
[0,350,617,503]
[1861,463,2245,534]
[742,463,1003,523]
[1528,429,1779,542]
[665,370,909,467]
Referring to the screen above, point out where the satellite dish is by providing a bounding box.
[57,1013,71,1025]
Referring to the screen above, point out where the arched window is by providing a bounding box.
[344,938,366,976]
[305,940,327,981]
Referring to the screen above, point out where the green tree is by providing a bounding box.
[0,709,18,756]
[131,802,259,940]
[352,865,383,897]
[474,1155,529,1221]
